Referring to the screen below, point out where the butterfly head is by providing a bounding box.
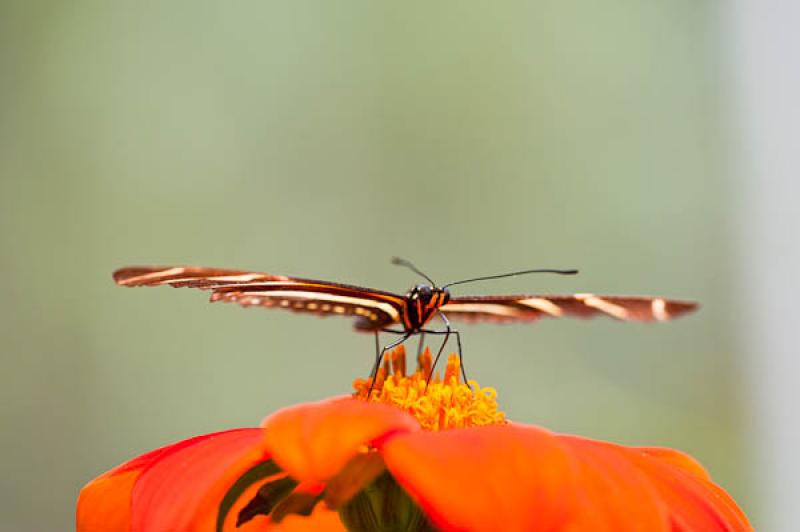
[407,284,450,308]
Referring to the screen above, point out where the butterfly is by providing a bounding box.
[113,258,698,383]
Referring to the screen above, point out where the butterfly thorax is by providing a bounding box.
[403,284,450,331]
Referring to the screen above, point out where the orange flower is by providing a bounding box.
[77,347,751,531]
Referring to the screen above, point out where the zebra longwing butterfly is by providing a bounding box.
[113,260,698,382]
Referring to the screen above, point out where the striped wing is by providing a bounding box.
[440,294,698,323]
[113,266,406,331]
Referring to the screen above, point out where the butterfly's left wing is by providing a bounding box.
[440,294,698,324]
[113,266,407,331]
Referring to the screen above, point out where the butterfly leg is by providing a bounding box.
[416,332,426,363]
[427,327,451,387]
[371,331,381,378]
[438,312,468,384]
[420,313,469,387]
[452,330,467,384]
[368,332,412,397]
[370,329,408,377]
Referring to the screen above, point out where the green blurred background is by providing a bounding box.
[0,1,759,530]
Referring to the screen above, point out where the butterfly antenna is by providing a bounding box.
[391,257,437,286]
[442,268,578,289]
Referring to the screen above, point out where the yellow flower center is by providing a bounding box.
[352,345,506,431]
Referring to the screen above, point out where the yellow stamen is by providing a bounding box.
[352,345,506,431]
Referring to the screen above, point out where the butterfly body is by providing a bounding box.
[402,284,451,332]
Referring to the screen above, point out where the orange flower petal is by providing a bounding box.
[78,431,249,531]
[77,429,268,532]
[77,467,139,532]
[555,437,669,532]
[262,397,419,483]
[267,504,346,531]
[635,446,710,479]
[616,442,752,531]
[218,498,344,532]
[382,425,751,532]
[382,424,578,531]
[216,475,343,531]
[131,428,268,531]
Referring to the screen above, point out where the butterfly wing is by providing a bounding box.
[113,266,406,331]
[440,294,698,323]
[113,266,291,288]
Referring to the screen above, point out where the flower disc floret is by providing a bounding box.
[352,345,506,431]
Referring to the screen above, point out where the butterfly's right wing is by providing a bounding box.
[113,266,407,331]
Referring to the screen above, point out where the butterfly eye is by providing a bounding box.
[419,286,433,298]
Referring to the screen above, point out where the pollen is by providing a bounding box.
[352,345,506,431]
